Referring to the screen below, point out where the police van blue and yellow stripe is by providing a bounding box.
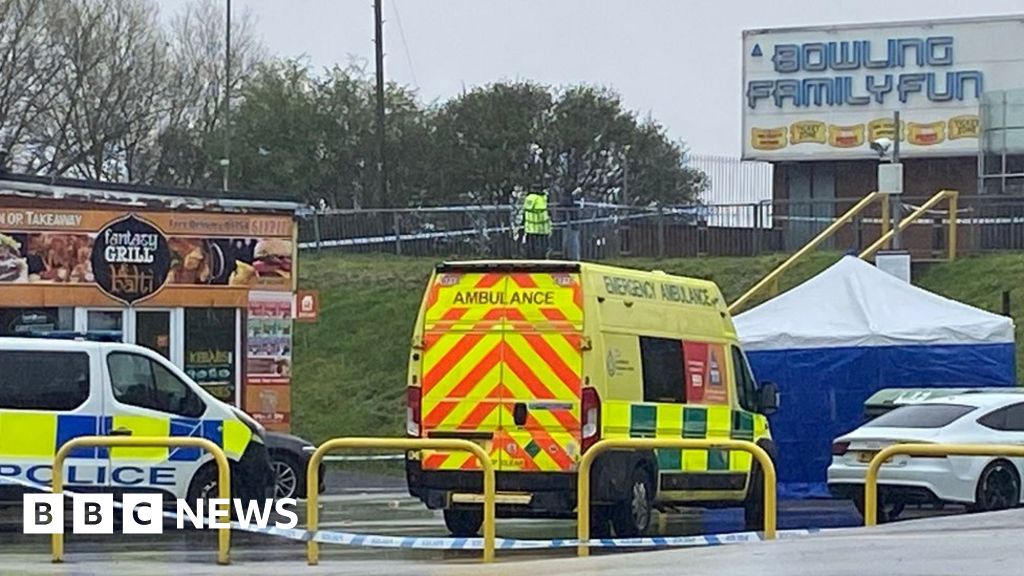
[0,336,271,501]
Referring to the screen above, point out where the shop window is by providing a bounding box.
[107,352,204,418]
[0,351,89,410]
[184,308,237,404]
[0,308,73,336]
[640,336,685,403]
[86,310,123,333]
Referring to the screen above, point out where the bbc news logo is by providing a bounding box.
[23,494,299,534]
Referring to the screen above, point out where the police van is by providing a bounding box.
[405,261,779,537]
[0,333,273,503]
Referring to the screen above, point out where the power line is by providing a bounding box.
[390,0,418,89]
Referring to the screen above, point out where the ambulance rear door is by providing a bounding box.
[419,263,583,473]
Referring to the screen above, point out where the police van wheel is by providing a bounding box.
[187,465,219,504]
[443,508,483,537]
[611,466,653,538]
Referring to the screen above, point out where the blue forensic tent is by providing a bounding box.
[733,257,1016,498]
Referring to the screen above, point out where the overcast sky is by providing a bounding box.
[213,1,1022,157]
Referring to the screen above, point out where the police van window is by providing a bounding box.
[639,336,685,403]
[0,351,89,410]
[107,353,204,418]
[731,346,758,412]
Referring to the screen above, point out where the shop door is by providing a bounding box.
[135,311,171,359]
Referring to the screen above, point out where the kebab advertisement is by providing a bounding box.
[0,208,295,300]
[245,290,293,432]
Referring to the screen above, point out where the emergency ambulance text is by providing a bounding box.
[602,275,716,307]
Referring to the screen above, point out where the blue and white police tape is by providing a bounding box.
[1,476,820,550]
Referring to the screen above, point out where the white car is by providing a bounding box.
[828,392,1024,522]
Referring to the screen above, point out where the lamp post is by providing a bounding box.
[875,110,909,282]
[890,110,902,250]
[222,0,232,192]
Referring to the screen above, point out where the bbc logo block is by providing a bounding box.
[23,494,299,534]
[23,493,164,534]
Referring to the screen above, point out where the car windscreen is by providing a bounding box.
[864,403,975,429]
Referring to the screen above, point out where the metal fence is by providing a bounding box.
[298,194,1024,260]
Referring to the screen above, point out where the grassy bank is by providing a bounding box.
[291,252,1022,443]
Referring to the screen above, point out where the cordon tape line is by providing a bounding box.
[0,477,820,549]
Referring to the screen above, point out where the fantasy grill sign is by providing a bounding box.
[92,215,170,304]
[0,207,296,306]
[741,16,1024,160]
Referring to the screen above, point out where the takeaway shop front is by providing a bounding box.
[0,184,302,432]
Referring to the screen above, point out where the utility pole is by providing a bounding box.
[373,0,388,206]
[891,110,901,250]
[222,0,232,192]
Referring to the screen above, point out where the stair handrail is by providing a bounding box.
[728,191,889,314]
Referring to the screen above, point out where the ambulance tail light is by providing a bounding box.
[581,387,601,453]
[407,387,422,437]
[832,441,850,456]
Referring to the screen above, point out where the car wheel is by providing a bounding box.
[443,508,483,537]
[853,490,904,524]
[610,466,654,537]
[270,452,304,499]
[973,460,1021,512]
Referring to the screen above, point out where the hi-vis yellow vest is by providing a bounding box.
[523,193,552,236]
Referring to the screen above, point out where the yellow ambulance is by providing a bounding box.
[405,260,779,537]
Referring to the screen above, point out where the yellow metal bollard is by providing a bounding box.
[306,437,496,565]
[577,438,776,557]
[52,436,232,565]
[864,442,1024,527]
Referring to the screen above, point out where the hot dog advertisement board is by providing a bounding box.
[0,208,295,305]
[742,16,1024,160]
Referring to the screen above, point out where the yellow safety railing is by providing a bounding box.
[864,442,1024,527]
[52,436,231,565]
[576,438,777,557]
[858,189,959,260]
[728,191,889,313]
[305,437,496,565]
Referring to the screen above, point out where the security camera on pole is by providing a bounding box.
[871,111,910,282]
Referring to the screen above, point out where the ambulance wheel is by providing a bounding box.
[589,505,613,538]
[744,440,777,531]
[611,466,654,537]
[443,508,483,537]
[743,463,765,531]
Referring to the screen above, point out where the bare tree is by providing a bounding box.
[24,0,168,181]
[0,0,62,168]
[150,0,264,187]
